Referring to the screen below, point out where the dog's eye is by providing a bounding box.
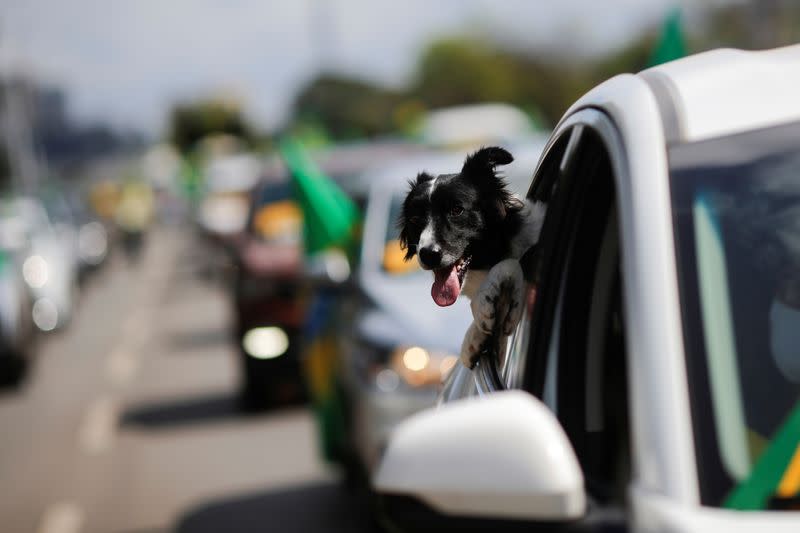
[409,215,423,225]
[449,206,464,217]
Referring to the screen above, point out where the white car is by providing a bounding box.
[374,45,800,532]
[0,197,79,332]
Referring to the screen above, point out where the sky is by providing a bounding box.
[0,0,686,137]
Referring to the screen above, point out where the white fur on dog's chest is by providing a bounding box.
[462,270,488,299]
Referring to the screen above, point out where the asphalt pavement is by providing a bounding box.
[0,227,368,533]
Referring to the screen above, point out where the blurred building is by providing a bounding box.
[0,75,143,179]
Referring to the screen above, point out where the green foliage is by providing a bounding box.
[412,38,519,107]
[292,75,406,140]
[169,99,253,154]
[287,3,800,142]
[289,33,659,139]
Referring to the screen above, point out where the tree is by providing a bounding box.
[169,99,253,154]
[290,74,407,139]
[411,38,519,107]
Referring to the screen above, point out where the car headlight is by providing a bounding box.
[23,255,48,288]
[382,345,458,390]
[242,326,290,359]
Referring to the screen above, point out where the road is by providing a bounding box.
[0,227,368,533]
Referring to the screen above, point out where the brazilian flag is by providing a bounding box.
[279,137,361,462]
[724,403,800,510]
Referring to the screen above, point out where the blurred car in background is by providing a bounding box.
[198,152,262,244]
[0,196,80,332]
[336,152,470,479]
[335,143,546,481]
[309,140,427,208]
[230,141,427,411]
[75,216,110,279]
[375,45,800,532]
[115,179,155,262]
[40,187,108,283]
[41,190,82,278]
[232,173,307,410]
[419,102,537,150]
[0,245,35,384]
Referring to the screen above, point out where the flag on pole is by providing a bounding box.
[278,137,361,462]
[647,8,687,67]
[278,137,360,256]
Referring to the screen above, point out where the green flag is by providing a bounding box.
[278,137,361,463]
[278,137,360,256]
[723,402,800,510]
[647,8,687,67]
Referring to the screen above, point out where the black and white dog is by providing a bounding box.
[398,146,546,367]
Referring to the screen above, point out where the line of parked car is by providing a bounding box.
[0,186,112,385]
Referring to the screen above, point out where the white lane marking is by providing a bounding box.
[78,396,118,455]
[37,501,84,533]
[106,347,139,386]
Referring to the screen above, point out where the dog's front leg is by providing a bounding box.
[460,259,524,368]
[471,258,524,337]
[460,322,511,369]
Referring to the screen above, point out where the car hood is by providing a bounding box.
[357,271,473,354]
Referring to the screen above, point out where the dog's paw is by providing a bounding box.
[471,259,524,336]
[460,321,511,370]
[460,322,487,369]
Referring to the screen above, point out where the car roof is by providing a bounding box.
[260,139,430,198]
[365,137,548,198]
[642,44,800,142]
[420,103,535,148]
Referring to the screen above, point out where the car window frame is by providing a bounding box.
[552,138,630,505]
[471,126,575,393]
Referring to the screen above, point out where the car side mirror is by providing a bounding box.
[373,390,585,522]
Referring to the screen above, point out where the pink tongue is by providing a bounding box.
[431,265,461,307]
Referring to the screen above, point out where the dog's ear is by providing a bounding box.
[461,146,514,177]
[398,212,415,260]
[462,147,520,221]
[413,172,435,187]
[397,173,431,260]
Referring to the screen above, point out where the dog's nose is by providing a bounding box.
[419,246,442,268]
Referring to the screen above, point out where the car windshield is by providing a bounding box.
[381,196,421,277]
[248,181,302,244]
[671,121,800,510]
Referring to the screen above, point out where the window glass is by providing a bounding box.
[382,197,421,276]
[498,130,572,390]
[670,121,800,509]
[553,132,628,503]
[512,123,630,505]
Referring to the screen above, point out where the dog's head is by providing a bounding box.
[398,146,520,307]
